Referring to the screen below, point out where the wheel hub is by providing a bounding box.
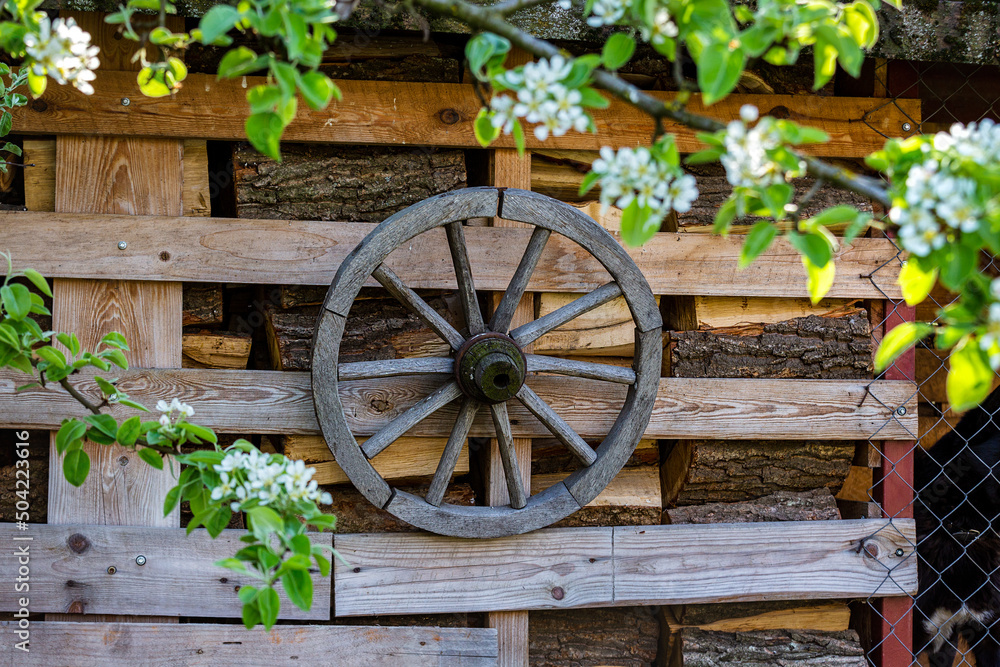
[454,332,526,404]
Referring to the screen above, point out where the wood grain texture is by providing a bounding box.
[0,210,903,298]
[333,519,916,616]
[532,467,660,508]
[181,331,251,369]
[8,72,917,156]
[0,621,498,666]
[1,370,918,440]
[22,139,55,212]
[533,293,660,355]
[295,437,468,486]
[182,139,212,217]
[0,523,331,619]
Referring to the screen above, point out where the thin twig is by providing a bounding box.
[59,378,103,415]
[410,0,892,207]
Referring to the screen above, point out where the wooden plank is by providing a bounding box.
[8,71,916,157]
[0,621,498,665]
[182,331,251,369]
[0,523,331,619]
[534,293,661,355]
[182,139,212,217]
[286,436,468,485]
[335,527,614,616]
[532,467,660,508]
[664,602,852,633]
[22,139,55,212]
[333,519,916,616]
[0,210,904,299]
[691,295,855,329]
[0,370,919,440]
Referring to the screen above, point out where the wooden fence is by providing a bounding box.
[0,12,919,666]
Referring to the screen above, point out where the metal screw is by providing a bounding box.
[121,98,130,107]
[107,566,117,575]
[894,548,905,557]
[135,555,146,566]
[896,406,907,416]
[902,122,912,132]
[117,241,127,251]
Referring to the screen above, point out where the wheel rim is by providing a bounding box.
[311,187,662,538]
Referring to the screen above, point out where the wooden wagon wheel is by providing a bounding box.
[312,187,662,538]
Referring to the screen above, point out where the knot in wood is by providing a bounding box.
[551,586,565,600]
[767,105,791,119]
[438,109,461,125]
[30,100,47,113]
[67,533,91,554]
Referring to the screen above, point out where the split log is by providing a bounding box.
[182,283,224,327]
[690,296,856,329]
[181,331,251,369]
[670,312,873,380]
[529,607,660,667]
[264,292,461,370]
[666,600,851,634]
[662,440,855,506]
[664,488,841,524]
[669,628,866,667]
[233,143,467,222]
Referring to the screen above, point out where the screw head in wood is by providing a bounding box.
[135,555,147,566]
[896,406,907,416]
[121,98,131,107]
[117,241,128,250]
[107,565,117,575]
[894,548,905,557]
[902,122,912,132]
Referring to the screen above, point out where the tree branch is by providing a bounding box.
[411,0,891,207]
[59,378,104,415]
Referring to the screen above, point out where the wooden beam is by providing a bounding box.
[532,467,660,508]
[333,519,916,616]
[0,210,904,299]
[0,621,498,665]
[0,370,919,440]
[8,72,916,157]
[0,523,331,619]
[181,331,251,369]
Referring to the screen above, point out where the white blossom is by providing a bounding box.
[212,449,334,510]
[489,57,589,142]
[639,8,679,46]
[591,145,699,229]
[587,0,626,27]
[23,16,100,95]
[719,109,786,189]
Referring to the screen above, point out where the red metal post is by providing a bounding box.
[874,302,916,666]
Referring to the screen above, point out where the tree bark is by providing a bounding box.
[671,628,866,666]
[529,607,660,667]
[665,488,841,524]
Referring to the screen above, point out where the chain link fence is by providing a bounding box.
[863,58,1000,667]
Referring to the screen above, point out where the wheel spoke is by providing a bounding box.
[373,264,465,351]
[426,397,479,507]
[339,357,453,381]
[445,221,486,336]
[525,354,636,385]
[510,282,622,347]
[361,380,463,459]
[490,226,551,334]
[516,384,597,466]
[489,402,528,509]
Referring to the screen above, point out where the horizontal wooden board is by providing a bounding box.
[0,621,498,666]
[333,519,916,616]
[9,71,915,157]
[0,524,331,619]
[0,369,917,440]
[532,467,660,508]
[0,210,903,298]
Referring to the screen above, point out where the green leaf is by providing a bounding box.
[238,585,259,605]
[26,71,46,98]
[802,255,836,305]
[246,85,282,113]
[579,87,609,109]
[698,42,745,106]
[94,376,117,398]
[137,447,164,469]
[270,61,298,97]
[760,182,793,218]
[198,4,241,44]
[619,198,658,247]
[242,599,262,630]
[739,222,778,268]
[245,112,284,162]
[63,449,91,487]
[34,345,66,368]
[282,569,313,611]
[102,348,128,370]
[257,586,280,630]
[602,33,636,70]
[137,68,172,98]
[473,108,501,148]
[874,322,933,372]
[844,1,879,49]
[1,283,31,320]
[787,232,832,269]
[181,422,218,444]
[898,261,938,307]
[0,111,10,137]
[713,198,737,235]
[56,419,88,455]
[813,37,838,90]
[22,268,51,297]
[947,339,994,412]
[101,332,129,350]
[247,506,284,541]
[117,415,142,447]
[163,485,181,516]
[811,205,861,226]
[218,47,260,79]
[296,71,335,111]
[84,414,119,439]
[940,243,977,291]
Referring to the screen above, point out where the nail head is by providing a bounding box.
[107,565,117,575]
[902,122,912,132]
[895,548,905,557]
[896,406,907,416]
[121,98,130,107]
[135,555,146,566]
[117,241,127,250]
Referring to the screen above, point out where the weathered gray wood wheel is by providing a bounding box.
[312,187,661,538]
